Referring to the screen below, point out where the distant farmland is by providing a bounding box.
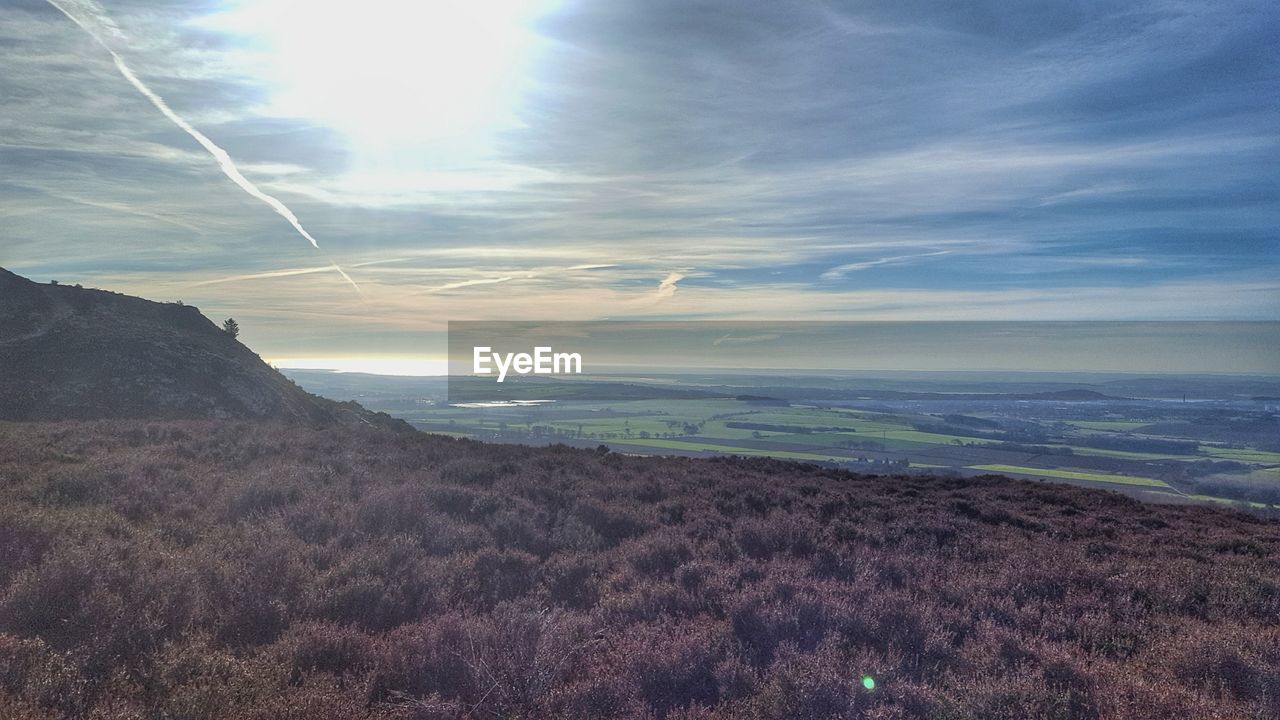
[387,395,1278,508]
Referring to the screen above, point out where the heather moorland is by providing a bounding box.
[0,420,1276,719]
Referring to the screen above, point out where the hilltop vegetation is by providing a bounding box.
[0,268,404,430]
[1,420,1277,719]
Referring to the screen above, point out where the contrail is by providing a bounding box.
[328,262,362,295]
[44,1,360,294]
[46,0,321,248]
[30,185,206,234]
[193,261,363,296]
[192,265,336,286]
[108,51,322,248]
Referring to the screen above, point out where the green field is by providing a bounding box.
[1203,448,1280,463]
[967,464,1171,489]
[1064,446,1199,460]
[1188,495,1272,509]
[401,395,1277,508]
[605,437,848,462]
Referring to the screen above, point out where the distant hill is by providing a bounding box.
[0,267,407,429]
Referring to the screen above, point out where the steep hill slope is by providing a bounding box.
[0,267,403,428]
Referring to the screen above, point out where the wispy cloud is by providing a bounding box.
[821,251,951,280]
[429,276,515,293]
[656,271,684,300]
[2,0,1276,357]
[21,185,205,234]
[42,0,324,250]
[192,265,336,286]
[712,333,781,346]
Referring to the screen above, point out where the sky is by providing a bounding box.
[1,0,1277,372]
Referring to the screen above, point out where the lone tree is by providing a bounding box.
[222,318,240,338]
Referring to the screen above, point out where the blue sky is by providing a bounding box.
[1,0,1277,368]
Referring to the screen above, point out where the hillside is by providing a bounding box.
[0,268,404,429]
[0,420,1276,719]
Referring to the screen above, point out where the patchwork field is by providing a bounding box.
[389,395,1278,509]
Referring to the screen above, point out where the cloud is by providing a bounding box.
[821,251,951,280]
[191,265,336,286]
[429,276,515,293]
[655,271,684,300]
[1,0,1276,358]
[42,0,324,250]
[19,184,206,234]
[712,333,781,346]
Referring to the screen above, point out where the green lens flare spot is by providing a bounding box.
[862,676,876,691]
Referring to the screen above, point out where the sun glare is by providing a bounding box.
[201,0,554,154]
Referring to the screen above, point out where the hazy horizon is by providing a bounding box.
[276,363,1280,380]
[254,320,1280,377]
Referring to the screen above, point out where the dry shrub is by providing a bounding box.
[0,420,1275,719]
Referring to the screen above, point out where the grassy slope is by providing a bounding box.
[0,420,1277,720]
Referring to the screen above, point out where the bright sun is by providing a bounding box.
[201,0,555,153]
